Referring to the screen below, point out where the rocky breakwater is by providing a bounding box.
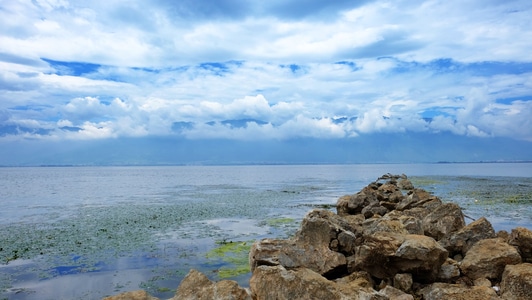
[106,174,532,300]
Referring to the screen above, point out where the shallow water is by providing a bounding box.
[0,163,531,299]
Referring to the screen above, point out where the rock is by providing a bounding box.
[419,282,499,300]
[397,178,414,190]
[473,277,492,287]
[393,273,413,293]
[396,189,436,211]
[392,234,448,282]
[507,227,532,263]
[422,203,465,240]
[355,233,448,281]
[173,269,251,300]
[439,217,496,256]
[460,238,522,280]
[361,201,389,218]
[379,285,414,300]
[250,209,352,278]
[364,213,423,236]
[437,258,461,282]
[249,265,384,300]
[336,187,379,216]
[354,232,405,279]
[103,290,158,300]
[500,263,532,300]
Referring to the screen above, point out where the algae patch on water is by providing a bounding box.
[206,241,252,279]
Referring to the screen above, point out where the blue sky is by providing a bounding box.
[1,0,532,165]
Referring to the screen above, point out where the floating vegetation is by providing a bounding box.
[409,177,446,187]
[266,217,295,227]
[206,241,252,279]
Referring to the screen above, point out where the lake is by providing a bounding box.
[1,163,531,299]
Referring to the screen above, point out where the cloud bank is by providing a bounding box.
[1,0,532,164]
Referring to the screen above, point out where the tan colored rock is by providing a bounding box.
[393,234,448,282]
[422,203,465,240]
[103,290,158,300]
[379,286,414,300]
[393,273,413,293]
[250,265,383,300]
[473,277,492,287]
[419,283,499,300]
[460,238,522,280]
[354,232,405,279]
[437,258,461,282]
[250,209,351,277]
[500,263,532,300]
[173,269,251,300]
[508,227,532,263]
[336,187,379,216]
[439,217,496,256]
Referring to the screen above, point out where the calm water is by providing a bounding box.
[0,163,531,299]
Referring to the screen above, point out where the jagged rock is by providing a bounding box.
[460,238,522,280]
[396,189,436,211]
[392,234,448,282]
[422,203,465,240]
[103,290,158,300]
[172,269,251,300]
[436,258,461,282]
[500,263,532,300]
[393,273,413,293]
[473,277,492,287]
[379,285,414,300]
[507,227,532,263]
[369,211,423,235]
[361,201,389,218]
[355,233,447,281]
[354,232,405,279]
[337,186,379,216]
[419,282,499,300]
[439,217,496,256]
[397,178,414,190]
[250,265,384,300]
[250,209,352,278]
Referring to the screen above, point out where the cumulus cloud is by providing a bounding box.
[0,0,531,144]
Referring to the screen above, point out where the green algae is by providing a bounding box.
[206,241,252,279]
[267,217,295,227]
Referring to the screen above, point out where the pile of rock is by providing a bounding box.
[105,174,532,300]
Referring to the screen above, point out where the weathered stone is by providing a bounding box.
[473,277,492,287]
[364,212,423,236]
[437,258,461,282]
[422,203,465,240]
[439,217,496,256]
[508,227,532,263]
[379,286,414,300]
[337,187,380,216]
[396,189,435,211]
[397,178,414,190]
[354,232,405,279]
[392,234,448,282]
[419,283,499,300]
[173,269,251,300]
[250,209,351,278]
[500,263,532,300]
[393,273,413,293]
[460,238,522,280]
[361,201,389,218]
[103,290,158,300]
[250,265,384,300]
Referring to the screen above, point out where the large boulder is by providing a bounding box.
[422,203,465,240]
[172,269,251,300]
[460,238,522,280]
[392,234,448,282]
[419,283,499,300]
[337,186,379,216]
[500,263,532,300]
[439,217,496,256]
[249,209,353,278]
[354,233,448,281]
[250,265,384,300]
[507,227,532,263]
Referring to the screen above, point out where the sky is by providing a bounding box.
[1,0,532,165]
